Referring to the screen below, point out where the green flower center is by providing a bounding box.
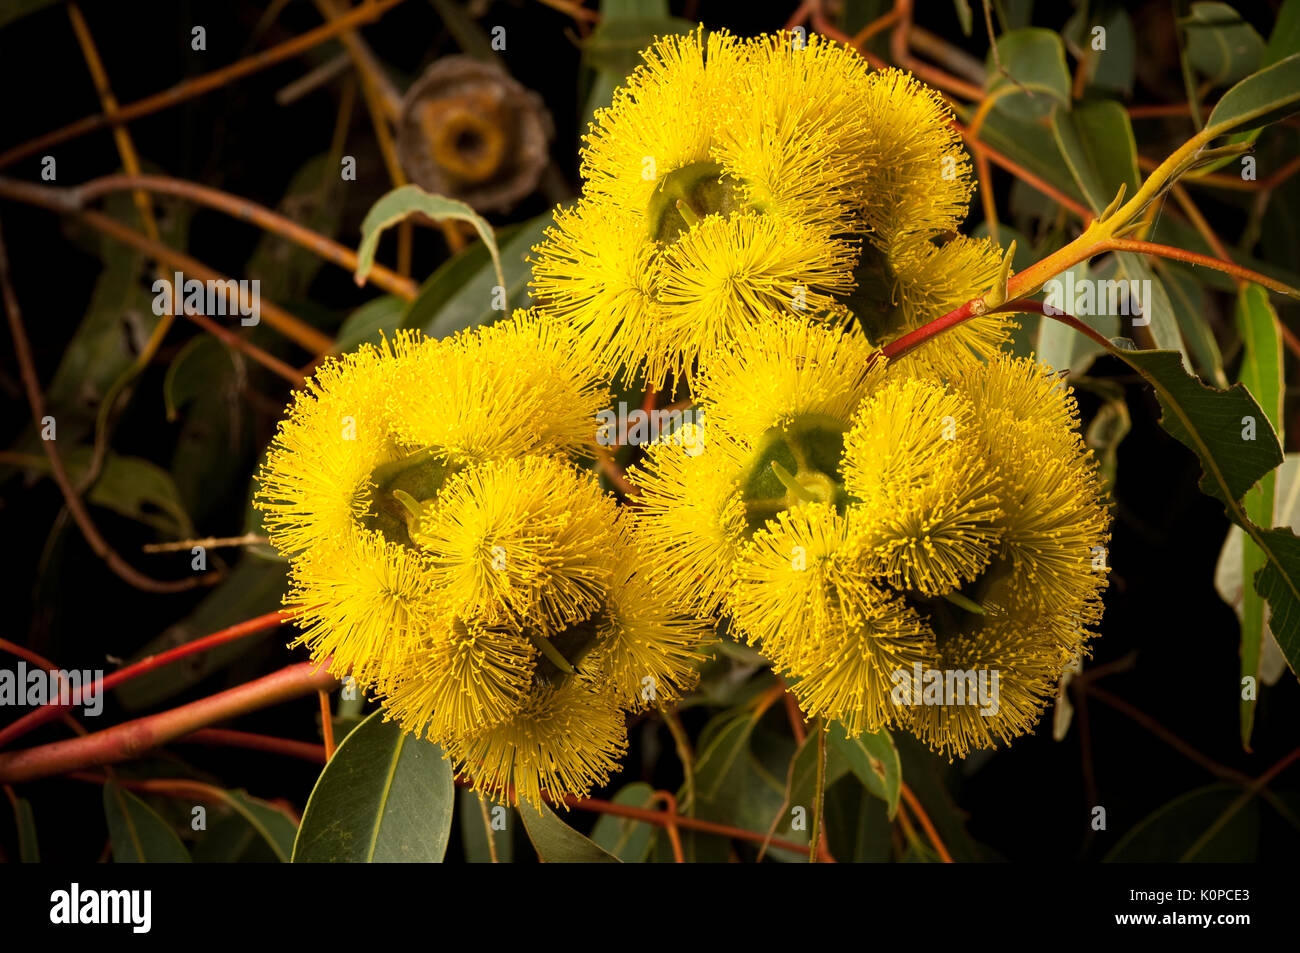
[359,447,463,547]
[530,608,611,685]
[739,414,852,534]
[646,160,753,243]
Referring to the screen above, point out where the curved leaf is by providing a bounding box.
[292,711,454,862]
[103,783,192,863]
[828,723,901,819]
[518,800,620,862]
[355,185,504,295]
[1205,52,1300,136]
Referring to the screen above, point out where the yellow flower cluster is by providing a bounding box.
[255,313,707,806]
[530,28,1014,389]
[630,319,1111,758]
[259,28,1115,807]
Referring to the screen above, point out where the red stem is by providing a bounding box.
[0,661,335,784]
[0,610,288,749]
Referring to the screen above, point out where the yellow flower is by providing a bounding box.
[256,338,409,557]
[412,455,618,633]
[581,526,713,710]
[851,68,975,251]
[712,32,878,237]
[902,614,1067,759]
[535,29,964,390]
[691,316,883,448]
[851,235,1015,378]
[653,213,858,386]
[627,429,749,616]
[844,376,1003,596]
[379,615,537,741]
[385,309,608,464]
[286,528,441,690]
[446,674,630,808]
[529,200,664,380]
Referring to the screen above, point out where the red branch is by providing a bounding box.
[0,662,335,784]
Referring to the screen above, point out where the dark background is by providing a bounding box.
[0,0,1296,862]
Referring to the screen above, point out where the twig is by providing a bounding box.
[0,218,219,594]
[178,728,326,764]
[0,661,337,784]
[0,610,289,749]
[143,533,268,553]
[63,175,417,301]
[0,0,409,170]
[319,690,336,759]
[898,782,953,863]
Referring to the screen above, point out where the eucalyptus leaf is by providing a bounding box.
[828,723,902,818]
[987,28,1071,119]
[1183,2,1265,87]
[1234,283,1284,746]
[103,783,192,863]
[589,782,657,861]
[355,185,504,294]
[1205,52,1300,137]
[293,711,454,862]
[459,787,514,863]
[1105,784,1259,862]
[518,800,620,862]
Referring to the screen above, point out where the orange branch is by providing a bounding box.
[0,0,409,170]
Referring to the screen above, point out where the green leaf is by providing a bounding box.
[1035,261,1115,374]
[404,212,552,338]
[952,0,973,36]
[583,16,695,74]
[355,185,504,294]
[518,800,621,862]
[246,153,345,303]
[589,782,658,861]
[459,787,513,863]
[103,783,192,863]
[1216,454,1300,685]
[115,558,287,710]
[1205,52,1300,136]
[986,28,1071,119]
[1265,0,1300,67]
[164,336,251,523]
[776,731,851,858]
[1157,262,1228,388]
[1110,253,1187,357]
[827,723,902,818]
[9,794,38,862]
[1105,784,1260,861]
[206,791,298,863]
[292,711,454,862]
[677,704,785,861]
[1064,8,1136,96]
[9,448,193,539]
[1115,348,1280,506]
[972,108,1085,204]
[1235,283,1284,746]
[334,294,405,352]
[1183,2,1265,87]
[1067,340,1300,678]
[1050,100,1139,214]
